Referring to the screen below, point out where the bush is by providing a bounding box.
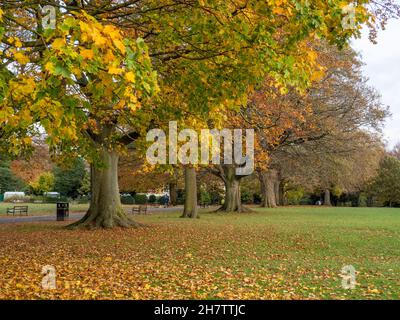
[53,158,87,199]
[134,194,148,204]
[286,188,305,205]
[200,189,211,205]
[29,172,55,196]
[76,195,90,204]
[176,189,185,205]
[253,193,262,204]
[157,196,164,204]
[241,190,252,204]
[121,194,135,205]
[148,194,157,203]
[31,195,68,203]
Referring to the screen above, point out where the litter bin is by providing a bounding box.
[57,202,69,221]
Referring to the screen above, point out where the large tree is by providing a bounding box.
[0,155,26,194]
[53,158,87,198]
[246,45,388,207]
[369,156,400,207]
[1,1,395,227]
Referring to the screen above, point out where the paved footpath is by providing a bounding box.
[0,206,184,224]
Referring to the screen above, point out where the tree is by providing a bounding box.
[181,166,199,218]
[244,44,388,207]
[78,170,91,197]
[10,143,53,185]
[1,1,395,227]
[53,158,87,199]
[0,156,25,193]
[390,143,400,160]
[1,8,158,228]
[29,172,55,195]
[369,156,400,207]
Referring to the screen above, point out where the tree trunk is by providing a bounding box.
[181,166,198,218]
[68,147,140,229]
[216,165,251,213]
[169,182,177,206]
[259,169,278,208]
[222,176,241,212]
[324,189,332,206]
[278,180,285,206]
[274,179,280,206]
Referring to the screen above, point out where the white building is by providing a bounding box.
[4,192,25,201]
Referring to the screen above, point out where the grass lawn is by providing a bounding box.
[0,202,89,217]
[0,206,399,299]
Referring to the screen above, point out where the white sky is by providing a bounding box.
[351,19,400,149]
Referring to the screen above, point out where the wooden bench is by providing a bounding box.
[131,205,148,215]
[6,206,28,216]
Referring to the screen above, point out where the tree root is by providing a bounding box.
[66,208,145,230]
[214,205,254,213]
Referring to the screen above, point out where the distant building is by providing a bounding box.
[4,192,25,201]
[44,192,60,198]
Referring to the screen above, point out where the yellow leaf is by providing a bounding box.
[124,71,136,83]
[108,66,123,75]
[44,62,55,73]
[9,37,23,48]
[52,38,66,51]
[104,50,115,63]
[23,137,32,144]
[93,29,107,47]
[80,48,94,60]
[14,52,29,64]
[113,39,126,54]
[144,284,151,290]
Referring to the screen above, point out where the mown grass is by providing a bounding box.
[0,202,89,217]
[0,206,399,299]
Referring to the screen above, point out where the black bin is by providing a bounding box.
[57,202,69,221]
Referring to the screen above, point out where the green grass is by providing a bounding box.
[0,206,399,299]
[0,202,89,216]
[139,206,400,299]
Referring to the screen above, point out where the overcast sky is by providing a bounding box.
[351,19,400,149]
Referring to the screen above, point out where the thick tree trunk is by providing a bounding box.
[222,175,241,212]
[259,169,278,208]
[278,180,285,206]
[324,189,332,206]
[169,182,177,206]
[181,166,198,218]
[274,179,280,206]
[68,148,140,229]
[217,165,251,213]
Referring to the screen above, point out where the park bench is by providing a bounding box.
[6,206,28,216]
[131,205,148,215]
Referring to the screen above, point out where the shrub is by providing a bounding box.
[241,190,252,204]
[76,195,90,204]
[29,172,55,195]
[134,194,148,204]
[286,188,305,205]
[148,194,157,203]
[121,194,135,205]
[200,189,211,205]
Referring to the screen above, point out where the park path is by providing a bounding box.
[0,206,183,224]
